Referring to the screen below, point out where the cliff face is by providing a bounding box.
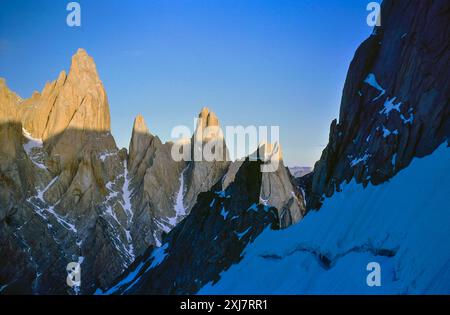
[20,49,111,168]
[0,80,31,222]
[0,50,132,294]
[98,155,280,295]
[309,0,450,209]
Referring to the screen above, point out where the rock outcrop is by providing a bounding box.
[127,114,185,251]
[183,107,230,212]
[258,143,305,227]
[309,0,450,209]
[127,107,230,252]
[0,79,32,222]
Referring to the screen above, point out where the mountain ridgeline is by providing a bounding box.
[0,49,304,294]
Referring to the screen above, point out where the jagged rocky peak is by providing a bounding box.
[258,142,282,162]
[194,107,223,142]
[20,48,110,148]
[0,48,131,294]
[257,142,305,227]
[67,48,101,86]
[182,107,229,212]
[133,114,150,134]
[128,114,160,175]
[52,48,110,132]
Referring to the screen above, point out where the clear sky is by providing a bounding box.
[0,0,378,166]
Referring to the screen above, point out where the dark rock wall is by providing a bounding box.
[309,0,450,209]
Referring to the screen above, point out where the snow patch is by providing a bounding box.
[22,128,46,170]
[99,151,117,162]
[248,203,259,212]
[168,167,188,227]
[364,73,385,101]
[27,176,78,234]
[349,152,371,167]
[236,227,252,240]
[400,108,414,125]
[391,153,397,169]
[96,243,169,295]
[379,97,402,117]
[220,206,229,220]
[382,126,399,138]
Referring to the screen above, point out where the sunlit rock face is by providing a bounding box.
[127,107,231,253]
[0,49,131,294]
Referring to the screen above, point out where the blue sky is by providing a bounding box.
[0,0,378,166]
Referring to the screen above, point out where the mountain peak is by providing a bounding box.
[259,142,283,162]
[199,107,210,118]
[133,114,150,135]
[194,107,223,142]
[197,107,218,127]
[129,114,157,173]
[68,48,100,84]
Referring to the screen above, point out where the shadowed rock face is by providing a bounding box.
[183,107,229,210]
[309,0,450,209]
[127,114,185,252]
[99,155,280,295]
[126,108,230,252]
[100,144,306,294]
[0,126,133,294]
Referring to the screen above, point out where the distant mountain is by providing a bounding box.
[288,166,313,178]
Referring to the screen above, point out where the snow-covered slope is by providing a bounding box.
[200,143,450,294]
